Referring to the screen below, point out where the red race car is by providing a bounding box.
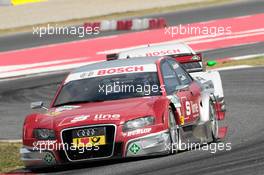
[21,51,226,168]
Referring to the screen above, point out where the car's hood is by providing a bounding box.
[33,96,167,130]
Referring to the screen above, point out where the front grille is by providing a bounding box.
[61,125,116,161]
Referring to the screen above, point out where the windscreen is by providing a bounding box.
[54,72,162,107]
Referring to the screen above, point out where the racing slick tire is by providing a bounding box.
[209,100,219,142]
[168,107,181,154]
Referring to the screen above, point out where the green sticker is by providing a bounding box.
[207,60,217,67]
[43,152,55,165]
[129,143,141,154]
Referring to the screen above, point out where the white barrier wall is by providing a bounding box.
[0,0,11,5]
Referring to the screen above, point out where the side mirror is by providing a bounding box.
[175,84,189,91]
[30,101,48,110]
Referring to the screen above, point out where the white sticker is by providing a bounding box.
[185,101,191,116]
[192,103,199,113]
[94,114,120,121]
[125,128,152,137]
[145,49,181,56]
[65,64,157,84]
[70,115,90,123]
[55,105,80,112]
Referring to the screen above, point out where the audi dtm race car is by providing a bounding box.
[20,43,227,168]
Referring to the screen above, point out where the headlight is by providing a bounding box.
[123,116,155,132]
[33,129,56,140]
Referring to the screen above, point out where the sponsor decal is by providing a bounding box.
[125,128,152,137]
[191,55,200,61]
[43,152,56,165]
[185,100,199,116]
[94,114,120,121]
[72,136,106,147]
[97,66,144,76]
[65,64,157,84]
[180,97,189,120]
[146,49,181,57]
[181,97,199,118]
[172,63,179,69]
[71,115,90,123]
[46,105,80,117]
[180,115,185,125]
[71,114,120,123]
[59,114,120,126]
[192,103,199,113]
[72,127,106,149]
[129,143,141,154]
[46,111,62,117]
[55,105,80,112]
[80,71,94,79]
[185,101,191,116]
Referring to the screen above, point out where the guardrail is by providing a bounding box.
[83,18,167,31]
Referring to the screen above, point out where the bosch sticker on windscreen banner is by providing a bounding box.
[64,64,157,84]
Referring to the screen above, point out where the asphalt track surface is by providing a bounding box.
[0,0,264,174]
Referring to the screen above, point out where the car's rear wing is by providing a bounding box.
[106,53,119,61]
[107,53,204,73]
[171,53,204,73]
[106,43,204,72]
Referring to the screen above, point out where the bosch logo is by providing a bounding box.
[76,128,96,137]
[145,49,181,56]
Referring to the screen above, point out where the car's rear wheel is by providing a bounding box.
[168,107,180,154]
[209,100,219,141]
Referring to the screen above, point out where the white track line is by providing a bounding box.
[230,54,264,60]
[0,57,88,72]
[0,139,22,143]
[213,65,253,71]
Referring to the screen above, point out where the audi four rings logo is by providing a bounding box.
[77,128,96,137]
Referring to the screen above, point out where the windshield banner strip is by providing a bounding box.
[65,64,157,84]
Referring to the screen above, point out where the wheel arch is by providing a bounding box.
[199,92,217,122]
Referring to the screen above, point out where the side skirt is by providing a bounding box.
[179,121,213,146]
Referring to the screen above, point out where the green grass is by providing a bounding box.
[207,56,264,69]
[0,142,24,173]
